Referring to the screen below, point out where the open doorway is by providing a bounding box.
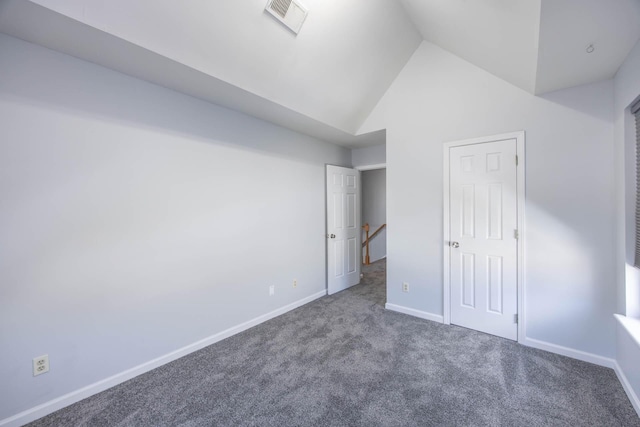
[361,167,386,266]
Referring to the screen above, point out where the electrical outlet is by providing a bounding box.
[293,279,298,288]
[33,354,49,376]
[402,282,409,293]
[269,285,275,296]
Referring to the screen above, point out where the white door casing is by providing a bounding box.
[326,165,361,295]
[443,132,525,341]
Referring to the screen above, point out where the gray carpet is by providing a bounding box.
[29,259,639,426]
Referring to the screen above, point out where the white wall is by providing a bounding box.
[0,34,350,421]
[362,41,617,358]
[362,169,386,263]
[613,38,640,415]
[351,143,386,168]
[615,38,640,319]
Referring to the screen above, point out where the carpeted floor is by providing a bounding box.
[29,259,639,426]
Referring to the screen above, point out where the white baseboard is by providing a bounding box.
[614,361,640,417]
[0,290,327,427]
[520,337,616,368]
[385,303,444,323]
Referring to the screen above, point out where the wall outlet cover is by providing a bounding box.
[33,354,49,376]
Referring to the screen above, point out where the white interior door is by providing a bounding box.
[448,139,518,340]
[326,165,360,295]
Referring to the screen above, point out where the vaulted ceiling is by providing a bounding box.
[400,0,640,96]
[1,0,639,147]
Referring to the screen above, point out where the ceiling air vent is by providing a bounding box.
[265,0,308,35]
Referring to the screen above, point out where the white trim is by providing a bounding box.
[520,337,615,368]
[614,314,640,417]
[516,133,526,344]
[442,144,451,325]
[442,131,526,343]
[615,314,640,348]
[385,303,444,324]
[0,290,327,427]
[614,361,640,417]
[354,163,386,171]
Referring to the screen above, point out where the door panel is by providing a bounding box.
[327,165,360,295]
[487,255,503,314]
[333,240,344,278]
[461,253,475,308]
[461,184,475,237]
[487,184,503,239]
[346,193,356,228]
[347,237,357,273]
[449,139,518,340]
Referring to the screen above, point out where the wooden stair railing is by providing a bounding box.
[362,223,386,265]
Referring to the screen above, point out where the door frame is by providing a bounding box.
[356,163,387,267]
[442,131,526,343]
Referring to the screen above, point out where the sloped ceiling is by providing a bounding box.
[399,0,640,96]
[1,0,639,147]
[536,0,640,94]
[397,0,542,94]
[0,0,421,146]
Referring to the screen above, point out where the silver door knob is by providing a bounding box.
[451,241,459,248]
[329,234,336,239]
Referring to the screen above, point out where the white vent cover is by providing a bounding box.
[265,0,308,35]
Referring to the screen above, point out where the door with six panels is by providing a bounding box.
[449,139,518,340]
[326,165,360,295]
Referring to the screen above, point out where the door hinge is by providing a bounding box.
[514,229,519,239]
[516,155,519,166]
[514,314,519,324]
